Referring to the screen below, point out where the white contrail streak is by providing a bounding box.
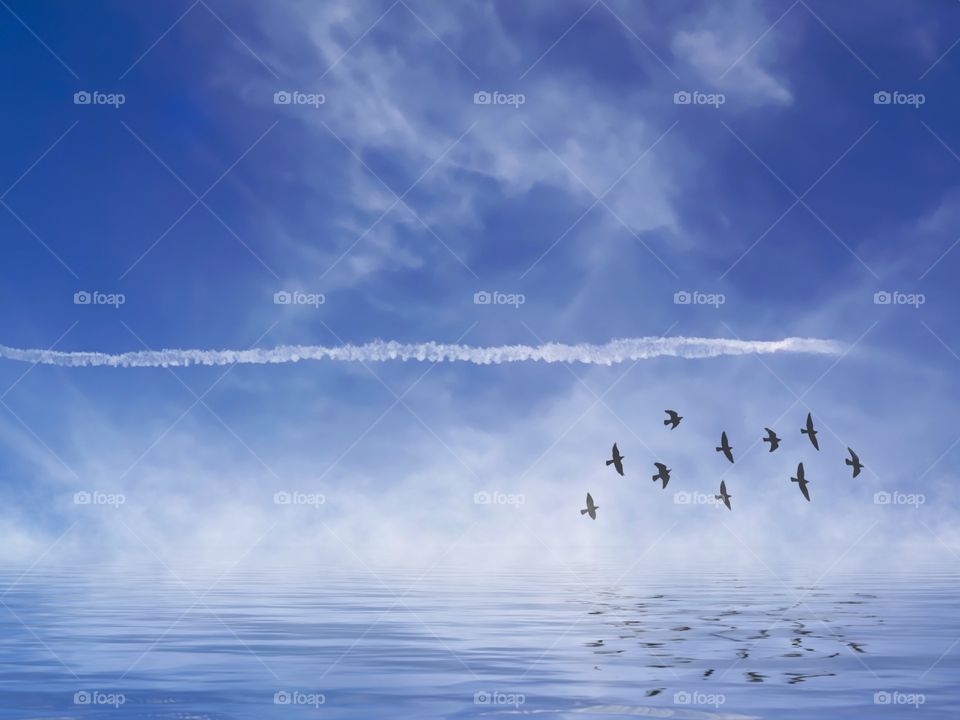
[0,337,844,368]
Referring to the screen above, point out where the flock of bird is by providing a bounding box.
[581,411,863,519]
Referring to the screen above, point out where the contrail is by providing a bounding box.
[0,337,843,368]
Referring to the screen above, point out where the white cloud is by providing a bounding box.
[0,335,843,368]
[671,1,794,106]
[229,0,685,288]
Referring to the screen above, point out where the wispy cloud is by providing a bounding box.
[671,0,795,106]
[0,336,843,368]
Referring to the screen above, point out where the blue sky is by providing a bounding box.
[0,0,959,571]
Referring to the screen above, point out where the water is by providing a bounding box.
[0,566,956,718]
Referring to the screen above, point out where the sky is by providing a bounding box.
[0,0,959,576]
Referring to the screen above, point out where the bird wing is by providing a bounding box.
[811,433,820,450]
[612,443,618,456]
[797,463,805,480]
[720,480,726,495]
[723,495,732,510]
[724,447,734,463]
[800,482,810,501]
[586,493,593,506]
[849,448,859,463]
[806,413,815,432]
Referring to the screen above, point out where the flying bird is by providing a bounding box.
[664,410,683,430]
[581,492,598,519]
[763,427,780,452]
[791,462,811,501]
[845,447,863,478]
[801,413,820,451]
[606,443,625,476]
[716,480,732,510]
[652,462,671,489]
[716,431,734,463]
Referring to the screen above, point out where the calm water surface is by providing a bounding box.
[0,567,956,718]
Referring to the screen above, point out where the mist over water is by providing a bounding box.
[1,566,955,719]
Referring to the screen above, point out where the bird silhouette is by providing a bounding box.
[716,431,734,463]
[845,447,863,478]
[664,410,682,430]
[605,443,625,476]
[652,462,671,489]
[791,462,811,501]
[716,480,732,510]
[763,427,780,452]
[581,492,598,519]
[801,413,819,451]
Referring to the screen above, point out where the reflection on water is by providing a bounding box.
[0,567,956,718]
